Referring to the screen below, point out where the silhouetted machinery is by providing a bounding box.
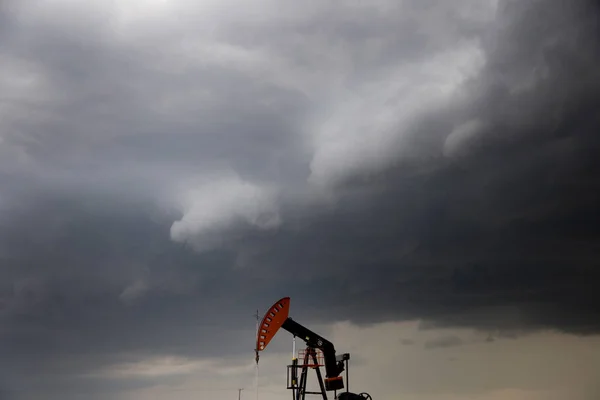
[255,297,373,400]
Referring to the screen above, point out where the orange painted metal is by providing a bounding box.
[297,348,325,367]
[256,297,290,353]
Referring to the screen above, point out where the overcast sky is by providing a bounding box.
[1,0,600,399]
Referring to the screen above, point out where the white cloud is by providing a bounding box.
[307,41,486,188]
[444,118,487,158]
[119,279,149,305]
[170,172,280,251]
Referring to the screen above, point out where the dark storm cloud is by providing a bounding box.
[229,0,600,335]
[0,190,259,353]
[1,0,599,398]
[0,190,269,398]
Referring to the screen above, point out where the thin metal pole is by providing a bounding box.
[255,364,259,400]
[254,310,260,400]
[239,388,243,400]
[293,336,296,360]
[346,358,349,393]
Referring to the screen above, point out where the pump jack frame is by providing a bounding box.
[286,346,351,400]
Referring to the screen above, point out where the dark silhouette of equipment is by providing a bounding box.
[337,393,372,400]
[255,297,373,400]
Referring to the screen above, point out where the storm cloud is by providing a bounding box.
[1,0,600,398]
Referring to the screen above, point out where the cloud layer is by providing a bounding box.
[1,0,600,398]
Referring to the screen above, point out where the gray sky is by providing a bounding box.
[1,0,600,399]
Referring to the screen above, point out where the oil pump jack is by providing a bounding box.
[255,297,372,400]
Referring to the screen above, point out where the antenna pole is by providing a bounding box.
[254,309,261,400]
